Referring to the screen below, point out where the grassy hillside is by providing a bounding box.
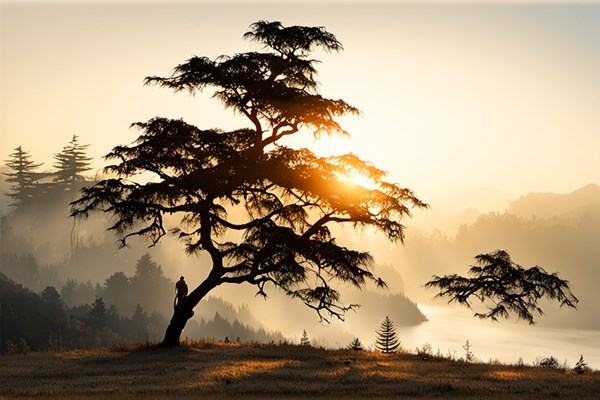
[1,342,599,400]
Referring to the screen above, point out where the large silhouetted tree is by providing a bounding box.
[3,146,43,208]
[71,21,427,346]
[425,250,578,324]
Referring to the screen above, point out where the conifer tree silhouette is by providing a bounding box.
[3,146,43,208]
[374,316,400,353]
[53,135,92,190]
[348,337,364,351]
[300,329,311,346]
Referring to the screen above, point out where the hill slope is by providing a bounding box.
[508,184,600,219]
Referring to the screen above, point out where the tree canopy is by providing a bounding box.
[71,21,427,345]
[425,250,578,324]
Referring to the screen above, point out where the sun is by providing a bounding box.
[337,170,377,190]
[348,172,373,188]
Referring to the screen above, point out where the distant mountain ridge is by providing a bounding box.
[508,183,600,219]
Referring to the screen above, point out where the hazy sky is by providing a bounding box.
[1,0,599,201]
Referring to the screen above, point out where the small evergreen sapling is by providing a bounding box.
[300,329,311,346]
[374,316,400,354]
[348,337,364,351]
[463,340,475,362]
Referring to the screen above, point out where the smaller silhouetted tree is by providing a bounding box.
[463,340,474,362]
[130,304,150,340]
[101,272,133,316]
[348,337,364,351]
[374,316,400,353]
[300,329,311,346]
[40,286,65,328]
[573,355,590,374]
[129,253,172,316]
[86,297,109,330]
[52,135,92,190]
[426,250,578,324]
[3,146,43,208]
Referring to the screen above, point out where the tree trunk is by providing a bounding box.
[160,273,221,347]
[161,299,195,347]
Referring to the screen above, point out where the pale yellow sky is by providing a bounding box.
[1,1,599,201]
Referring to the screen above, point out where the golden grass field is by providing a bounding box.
[1,341,599,400]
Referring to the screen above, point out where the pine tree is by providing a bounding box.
[463,340,474,362]
[348,337,364,351]
[53,135,92,189]
[86,297,109,330]
[300,329,311,346]
[3,146,43,208]
[129,254,172,316]
[374,316,400,353]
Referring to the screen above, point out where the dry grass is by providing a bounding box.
[1,341,599,400]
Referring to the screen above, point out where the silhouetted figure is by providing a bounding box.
[175,276,188,308]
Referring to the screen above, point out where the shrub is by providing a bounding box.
[539,356,560,369]
[416,342,433,358]
[573,355,590,375]
[5,338,30,355]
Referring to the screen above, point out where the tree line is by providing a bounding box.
[1,271,167,353]
[1,250,285,354]
[3,135,93,210]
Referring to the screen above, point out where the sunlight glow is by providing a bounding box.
[336,170,378,191]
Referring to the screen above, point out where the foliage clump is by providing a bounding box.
[538,356,561,369]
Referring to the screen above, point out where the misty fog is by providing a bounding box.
[2,145,598,357]
[1,150,600,328]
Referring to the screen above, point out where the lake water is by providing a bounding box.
[398,305,600,369]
